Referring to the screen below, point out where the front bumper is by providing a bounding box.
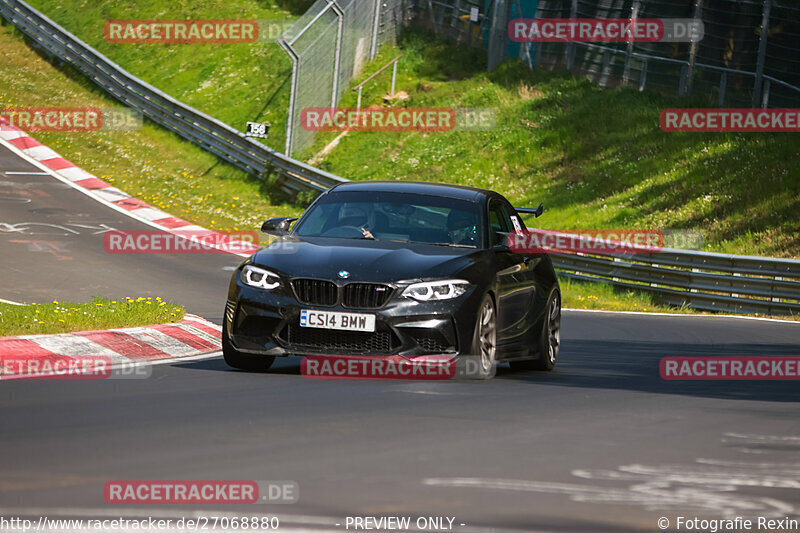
[226,282,482,357]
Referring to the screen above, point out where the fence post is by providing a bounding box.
[451,0,462,41]
[639,58,648,91]
[390,59,398,96]
[487,0,510,71]
[565,0,577,72]
[331,1,344,107]
[761,79,771,108]
[599,50,611,87]
[426,0,437,29]
[623,0,640,85]
[369,0,382,59]
[679,63,688,96]
[752,0,771,108]
[718,71,727,106]
[277,38,299,156]
[685,0,704,95]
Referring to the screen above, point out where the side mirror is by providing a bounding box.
[492,231,510,248]
[261,217,298,235]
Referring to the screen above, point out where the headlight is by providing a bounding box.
[401,279,470,301]
[241,265,280,290]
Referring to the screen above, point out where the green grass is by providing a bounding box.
[0,26,302,232]
[0,297,185,336]
[27,0,295,152]
[305,27,800,259]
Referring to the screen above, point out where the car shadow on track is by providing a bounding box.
[170,339,800,402]
[500,339,800,402]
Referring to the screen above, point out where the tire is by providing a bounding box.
[511,289,561,372]
[222,324,275,371]
[470,293,497,378]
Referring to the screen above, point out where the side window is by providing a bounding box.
[488,200,514,234]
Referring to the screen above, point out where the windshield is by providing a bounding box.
[293,190,482,247]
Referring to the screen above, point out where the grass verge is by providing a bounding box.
[0,297,185,336]
[27,0,295,152]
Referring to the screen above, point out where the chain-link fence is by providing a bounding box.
[420,0,800,107]
[278,0,414,156]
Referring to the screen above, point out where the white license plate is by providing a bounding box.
[299,309,376,332]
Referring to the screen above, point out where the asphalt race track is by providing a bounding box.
[1,141,800,532]
[0,143,241,322]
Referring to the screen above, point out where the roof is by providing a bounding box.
[328,180,492,202]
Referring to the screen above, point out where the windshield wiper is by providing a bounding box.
[425,242,474,248]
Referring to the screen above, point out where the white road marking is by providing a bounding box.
[3,171,49,175]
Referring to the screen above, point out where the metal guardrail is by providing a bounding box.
[551,247,800,315]
[0,0,348,196]
[2,0,799,316]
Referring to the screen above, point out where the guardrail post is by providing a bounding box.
[773,276,782,303]
[731,272,741,298]
[752,0,771,108]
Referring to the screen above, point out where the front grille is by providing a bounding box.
[284,324,397,354]
[343,283,393,308]
[292,279,338,306]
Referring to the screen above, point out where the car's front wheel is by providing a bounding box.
[222,324,275,371]
[511,288,561,372]
[471,293,497,378]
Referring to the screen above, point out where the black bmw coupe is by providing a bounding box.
[223,181,560,375]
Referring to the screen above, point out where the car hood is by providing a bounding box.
[250,236,482,283]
